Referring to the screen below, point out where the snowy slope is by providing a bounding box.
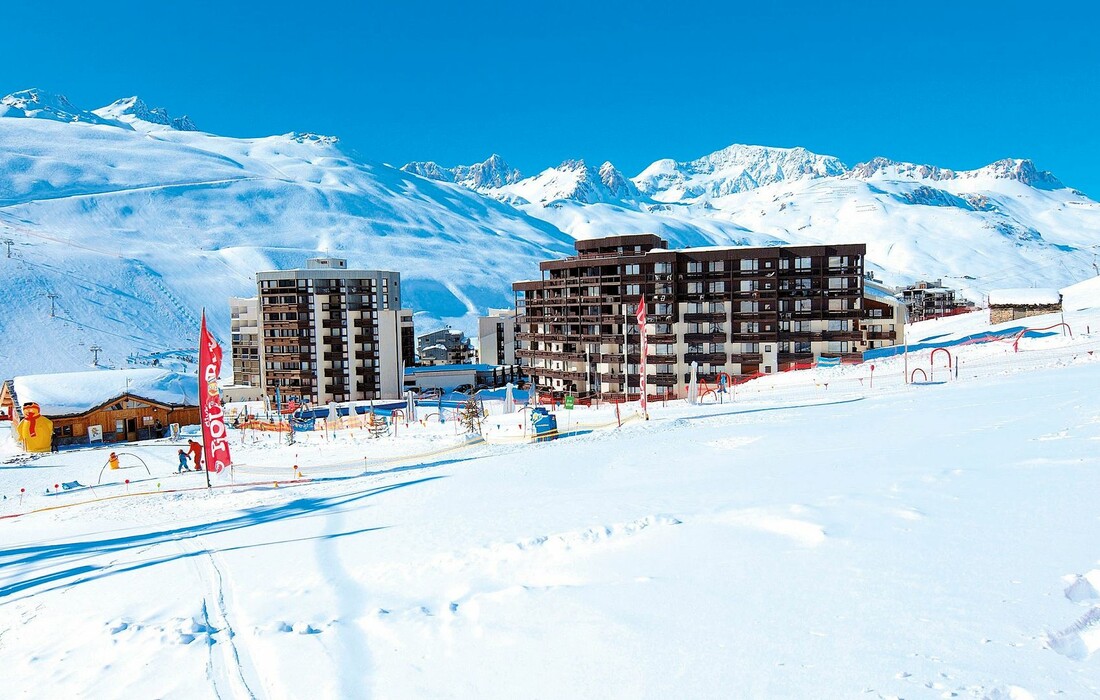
[2,292,1100,698]
[0,91,576,377]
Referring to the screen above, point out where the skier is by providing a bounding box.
[108,452,120,470]
[187,439,203,471]
[177,449,190,473]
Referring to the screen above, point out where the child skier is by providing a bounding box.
[177,449,190,473]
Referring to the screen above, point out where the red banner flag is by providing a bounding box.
[199,311,231,473]
[636,294,648,417]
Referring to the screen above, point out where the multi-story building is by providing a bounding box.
[513,234,867,400]
[859,280,907,352]
[417,328,476,366]
[229,296,260,388]
[477,308,518,366]
[897,280,958,322]
[253,258,414,404]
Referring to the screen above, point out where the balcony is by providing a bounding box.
[865,330,896,341]
[683,332,726,344]
[729,353,763,363]
[683,312,726,323]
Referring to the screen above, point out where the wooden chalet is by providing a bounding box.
[1,369,200,448]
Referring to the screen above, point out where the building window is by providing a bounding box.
[654,262,673,274]
[708,260,725,273]
[739,259,758,272]
[828,277,850,289]
[625,284,641,295]
[828,298,848,311]
[708,281,725,294]
[795,257,811,270]
[795,299,812,312]
[686,282,703,294]
[740,322,759,333]
[740,280,758,292]
[828,319,848,331]
[827,341,849,353]
[623,264,640,275]
[687,261,703,274]
[795,341,811,353]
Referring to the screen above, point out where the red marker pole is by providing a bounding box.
[870,364,875,389]
[125,479,130,494]
[19,487,25,505]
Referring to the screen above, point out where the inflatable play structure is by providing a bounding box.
[16,402,53,452]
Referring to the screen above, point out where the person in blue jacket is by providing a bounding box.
[177,449,191,473]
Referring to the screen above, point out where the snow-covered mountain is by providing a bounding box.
[634,144,848,202]
[414,144,1099,300]
[93,96,198,131]
[401,154,522,191]
[0,90,574,377]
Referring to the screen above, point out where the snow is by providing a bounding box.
[2,293,1100,698]
[13,368,199,415]
[989,288,1062,306]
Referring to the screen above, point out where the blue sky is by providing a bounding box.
[4,1,1099,194]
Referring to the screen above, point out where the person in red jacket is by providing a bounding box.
[187,439,203,471]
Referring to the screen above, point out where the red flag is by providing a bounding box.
[199,311,231,473]
[636,295,648,416]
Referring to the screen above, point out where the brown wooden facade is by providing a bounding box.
[0,385,199,447]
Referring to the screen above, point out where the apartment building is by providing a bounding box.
[229,296,261,388]
[859,279,907,352]
[477,308,518,366]
[417,328,476,366]
[897,280,960,321]
[254,258,414,404]
[513,234,867,400]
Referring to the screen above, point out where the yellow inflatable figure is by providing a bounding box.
[16,402,54,453]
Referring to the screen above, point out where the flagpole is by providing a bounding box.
[200,308,211,489]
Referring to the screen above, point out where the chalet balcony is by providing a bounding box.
[865,330,897,341]
[683,352,728,365]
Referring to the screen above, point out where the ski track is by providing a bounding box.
[173,534,259,700]
[314,503,373,699]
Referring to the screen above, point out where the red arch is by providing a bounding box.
[930,347,952,369]
[1013,323,1073,352]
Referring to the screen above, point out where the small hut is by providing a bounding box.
[1,368,200,449]
[988,289,1063,324]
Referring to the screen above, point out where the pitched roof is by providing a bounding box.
[11,368,199,416]
[988,289,1061,306]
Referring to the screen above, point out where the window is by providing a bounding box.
[687,343,704,354]
[625,284,641,295]
[795,299,812,312]
[709,302,725,313]
[828,277,849,289]
[741,342,760,353]
[740,301,759,313]
[708,260,724,272]
[739,258,758,271]
[740,322,759,333]
[778,341,790,352]
[828,298,848,311]
[623,264,640,275]
[687,261,703,274]
[654,303,673,315]
[655,281,673,294]
[828,256,845,269]
[794,320,811,332]
[795,342,811,353]
[687,302,705,313]
[827,341,849,353]
[708,281,725,293]
[828,319,848,331]
[686,282,703,294]
[779,258,790,270]
[740,280,758,292]
[795,257,812,270]
[654,262,673,274]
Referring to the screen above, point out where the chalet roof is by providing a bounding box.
[988,288,1062,306]
[10,368,199,417]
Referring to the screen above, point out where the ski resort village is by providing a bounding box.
[2,75,1100,699]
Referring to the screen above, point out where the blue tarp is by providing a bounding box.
[862,326,1060,361]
